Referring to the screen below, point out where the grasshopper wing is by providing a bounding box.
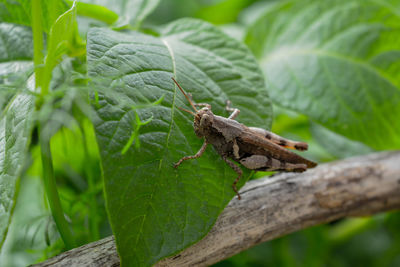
[248,127,308,151]
[239,130,317,168]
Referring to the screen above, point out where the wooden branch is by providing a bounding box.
[34,151,400,267]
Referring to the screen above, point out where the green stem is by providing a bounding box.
[40,128,75,249]
[81,123,100,241]
[87,162,100,241]
[31,0,44,92]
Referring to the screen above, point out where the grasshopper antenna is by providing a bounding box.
[171,77,198,112]
[178,106,195,116]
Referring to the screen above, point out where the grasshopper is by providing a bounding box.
[172,78,317,200]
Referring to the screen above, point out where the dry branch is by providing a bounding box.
[34,151,400,267]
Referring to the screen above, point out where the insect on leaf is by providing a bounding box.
[87,18,271,266]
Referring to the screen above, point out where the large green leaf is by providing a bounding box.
[0,22,35,250]
[0,0,68,32]
[87,18,271,266]
[245,0,400,150]
[0,88,35,248]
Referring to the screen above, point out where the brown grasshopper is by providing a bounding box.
[172,78,317,200]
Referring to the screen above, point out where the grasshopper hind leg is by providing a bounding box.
[240,155,307,172]
[269,158,307,172]
[221,156,243,200]
[270,162,307,172]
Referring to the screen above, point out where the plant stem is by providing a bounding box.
[31,0,44,92]
[40,127,75,249]
[81,122,100,241]
[33,0,75,249]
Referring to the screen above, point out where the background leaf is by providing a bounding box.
[195,0,257,25]
[87,18,271,266]
[0,23,33,64]
[310,123,373,159]
[0,23,33,109]
[0,0,68,32]
[79,0,161,28]
[245,0,400,150]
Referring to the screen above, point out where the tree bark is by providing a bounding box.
[34,151,400,267]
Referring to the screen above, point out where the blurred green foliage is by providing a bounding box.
[215,213,400,267]
[0,0,399,266]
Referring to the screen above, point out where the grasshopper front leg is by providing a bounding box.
[174,141,208,168]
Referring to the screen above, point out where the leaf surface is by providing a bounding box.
[87,18,271,266]
[0,91,35,248]
[0,23,33,111]
[246,0,400,150]
[311,123,373,159]
[0,21,36,250]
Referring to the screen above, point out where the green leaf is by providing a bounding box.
[66,0,118,25]
[0,23,33,62]
[0,23,36,251]
[42,1,80,94]
[311,123,373,159]
[0,87,36,248]
[245,0,400,150]
[87,18,271,266]
[0,0,68,32]
[79,0,160,28]
[0,23,34,82]
[195,0,254,25]
[0,23,33,110]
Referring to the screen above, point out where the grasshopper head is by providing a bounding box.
[194,107,214,137]
[171,78,215,137]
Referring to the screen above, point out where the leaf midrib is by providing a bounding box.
[129,37,179,261]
